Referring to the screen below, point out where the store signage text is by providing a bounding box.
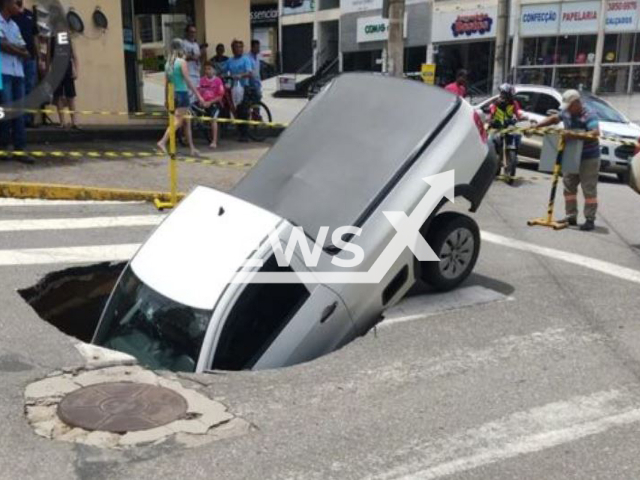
[357,14,407,43]
[451,13,493,37]
[606,1,638,30]
[522,11,557,23]
[562,10,597,22]
[251,6,279,25]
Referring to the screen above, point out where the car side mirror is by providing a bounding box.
[547,109,559,116]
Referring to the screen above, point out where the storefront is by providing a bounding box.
[431,1,497,93]
[340,0,429,74]
[515,0,640,94]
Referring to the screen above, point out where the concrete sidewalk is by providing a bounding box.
[0,139,272,194]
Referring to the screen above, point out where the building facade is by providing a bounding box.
[26,0,251,125]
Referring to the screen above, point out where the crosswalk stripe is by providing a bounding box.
[373,387,640,480]
[0,244,140,266]
[0,215,164,232]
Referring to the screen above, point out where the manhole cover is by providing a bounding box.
[57,382,188,433]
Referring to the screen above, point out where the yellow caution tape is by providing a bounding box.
[3,107,289,128]
[0,149,255,169]
[488,125,639,147]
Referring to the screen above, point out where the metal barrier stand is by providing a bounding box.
[154,82,178,210]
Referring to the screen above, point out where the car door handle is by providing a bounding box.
[319,301,338,324]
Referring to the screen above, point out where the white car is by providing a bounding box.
[92,74,497,373]
[477,85,640,181]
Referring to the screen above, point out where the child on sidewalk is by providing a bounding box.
[198,62,225,149]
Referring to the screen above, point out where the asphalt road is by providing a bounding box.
[1,164,640,480]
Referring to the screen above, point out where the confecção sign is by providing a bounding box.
[519,0,639,36]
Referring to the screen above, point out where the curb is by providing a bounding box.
[0,182,186,203]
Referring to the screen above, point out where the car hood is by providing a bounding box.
[131,186,282,310]
[599,121,640,139]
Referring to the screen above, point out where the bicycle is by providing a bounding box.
[219,77,272,142]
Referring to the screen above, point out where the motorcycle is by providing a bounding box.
[491,118,521,185]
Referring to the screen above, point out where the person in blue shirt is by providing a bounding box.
[0,0,32,164]
[223,40,254,142]
[537,89,601,231]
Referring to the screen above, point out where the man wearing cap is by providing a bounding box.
[536,89,600,231]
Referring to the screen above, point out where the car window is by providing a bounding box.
[515,92,537,112]
[212,255,310,370]
[582,96,627,123]
[533,93,560,116]
[94,266,212,373]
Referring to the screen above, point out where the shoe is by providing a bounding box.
[561,216,578,226]
[580,220,595,231]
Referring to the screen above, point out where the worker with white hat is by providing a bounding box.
[536,89,601,231]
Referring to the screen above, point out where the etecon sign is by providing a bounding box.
[431,6,497,42]
[520,3,561,36]
[560,0,600,33]
[606,0,639,31]
[356,14,407,43]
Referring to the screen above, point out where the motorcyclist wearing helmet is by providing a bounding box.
[489,83,527,128]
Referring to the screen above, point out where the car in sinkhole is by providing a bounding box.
[91,73,498,373]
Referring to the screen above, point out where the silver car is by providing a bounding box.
[92,74,498,373]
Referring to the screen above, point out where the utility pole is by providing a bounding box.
[384,0,405,78]
[510,0,521,83]
[592,0,607,93]
[492,0,509,93]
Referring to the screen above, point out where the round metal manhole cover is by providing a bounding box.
[57,382,188,433]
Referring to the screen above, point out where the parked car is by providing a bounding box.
[476,85,640,181]
[92,74,497,373]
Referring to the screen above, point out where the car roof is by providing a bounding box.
[232,73,460,247]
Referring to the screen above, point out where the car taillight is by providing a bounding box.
[473,111,488,144]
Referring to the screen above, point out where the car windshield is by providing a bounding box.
[93,266,212,372]
[582,97,627,123]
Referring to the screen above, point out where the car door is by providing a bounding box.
[253,281,354,370]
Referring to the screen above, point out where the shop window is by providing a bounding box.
[405,46,427,73]
[520,37,558,66]
[600,66,631,93]
[554,66,594,90]
[211,255,310,371]
[517,68,552,86]
[603,34,635,63]
[632,65,640,92]
[575,35,597,64]
[521,38,537,66]
[634,34,640,62]
[557,35,578,64]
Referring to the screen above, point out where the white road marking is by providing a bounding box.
[0,244,140,266]
[0,198,145,207]
[382,286,510,327]
[0,215,164,232]
[482,230,640,285]
[373,387,640,480]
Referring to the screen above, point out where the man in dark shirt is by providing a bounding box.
[12,0,37,126]
[537,90,601,231]
[211,43,228,74]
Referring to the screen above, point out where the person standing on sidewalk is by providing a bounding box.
[157,39,204,157]
[182,24,201,103]
[0,0,33,164]
[223,40,254,142]
[536,89,601,231]
[12,0,36,127]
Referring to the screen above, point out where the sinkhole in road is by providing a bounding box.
[19,262,125,344]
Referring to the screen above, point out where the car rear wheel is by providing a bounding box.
[419,212,480,291]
